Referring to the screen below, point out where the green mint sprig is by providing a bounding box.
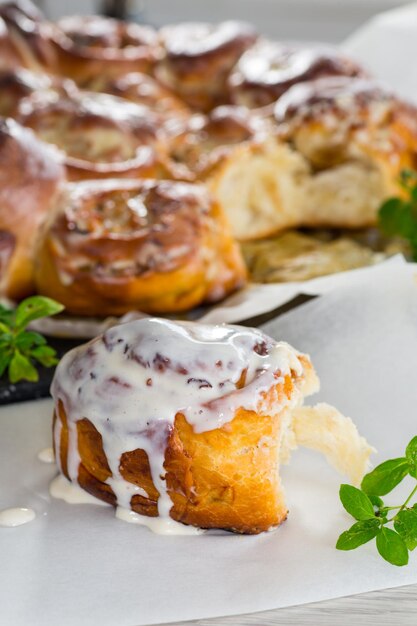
[0,296,64,384]
[378,169,417,260]
[336,436,417,566]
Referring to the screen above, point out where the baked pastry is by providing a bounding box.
[168,104,270,176]
[0,16,27,70]
[272,76,417,228]
[82,71,191,122]
[17,89,182,181]
[228,41,365,108]
[0,1,58,73]
[51,317,372,533]
[0,118,65,300]
[242,231,379,283]
[34,178,246,316]
[193,77,417,240]
[156,21,258,111]
[52,15,160,84]
[0,67,76,118]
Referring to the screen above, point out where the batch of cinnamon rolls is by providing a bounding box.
[1,0,416,312]
[0,1,397,534]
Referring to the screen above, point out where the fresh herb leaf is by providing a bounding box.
[378,169,417,260]
[8,351,39,384]
[14,296,64,332]
[406,437,417,479]
[361,458,409,496]
[339,484,376,520]
[376,527,409,566]
[336,519,380,551]
[0,296,64,383]
[337,436,417,567]
[394,509,417,551]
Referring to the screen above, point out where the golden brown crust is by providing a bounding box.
[0,67,76,118]
[34,178,247,315]
[0,1,59,72]
[54,371,306,533]
[82,71,191,121]
[0,118,65,299]
[229,41,365,108]
[16,88,186,181]
[168,105,270,176]
[156,21,258,111]
[52,15,160,84]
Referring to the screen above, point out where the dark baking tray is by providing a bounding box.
[0,294,314,405]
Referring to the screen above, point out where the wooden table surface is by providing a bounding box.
[162,584,417,626]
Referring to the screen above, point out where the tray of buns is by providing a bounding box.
[0,0,412,342]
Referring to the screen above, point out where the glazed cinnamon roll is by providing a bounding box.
[51,317,372,534]
[272,76,417,228]
[0,1,59,73]
[17,89,182,181]
[168,104,270,176]
[156,21,258,111]
[83,72,190,121]
[229,41,365,108]
[201,77,417,240]
[52,15,160,84]
[0,68,76,118]
[0,118,65,300]
[34,179,246,316]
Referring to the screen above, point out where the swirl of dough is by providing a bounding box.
[156,21,258,111]
[34,178,247,315]
[229,40,365,108]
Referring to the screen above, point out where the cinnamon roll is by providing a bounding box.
[0,1,59,73]
[51,317,372,534]
[17,89,181,181]
[201,77,417,240]
[0,118,65,300]
[0,67,76,118]
[34,179,246,316]
[52,15,160,84]
[229,40,365,108]
[83,72,190,121]
[156,21,258,111]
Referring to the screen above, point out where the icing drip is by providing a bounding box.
[38,447,55,463]
[51,318,305,533]
[0,507,36,527]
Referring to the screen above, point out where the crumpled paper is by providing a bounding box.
[342,2,417,104]
[1,261,417,626]
[32,255,408,337]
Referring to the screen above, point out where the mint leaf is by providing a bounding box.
[406,436,417,478]
[0,350,12,378]
[376,527,409,566]
[14,296,64,331]
[369,495,384,508]
[31,345,58,367]
[15,331,47,352]
[339,484,375,521]
[336,519,380,551]
[394,509,417,551]
[8,351,39,383]
[361,458,409,496]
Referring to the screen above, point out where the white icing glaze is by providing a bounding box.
[115,507,204,535]
[0,507,36,527]
[38,447,55,463]
[50,474,108,506]
[51,318,305,533]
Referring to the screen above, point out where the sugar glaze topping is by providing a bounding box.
[51,318,304,533]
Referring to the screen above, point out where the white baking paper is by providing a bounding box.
[1,261,417,626]
[342,2,417,104]
[32,255,408,337]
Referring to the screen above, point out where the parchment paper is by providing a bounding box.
[342,2,417,104]
[1,261,417,626]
